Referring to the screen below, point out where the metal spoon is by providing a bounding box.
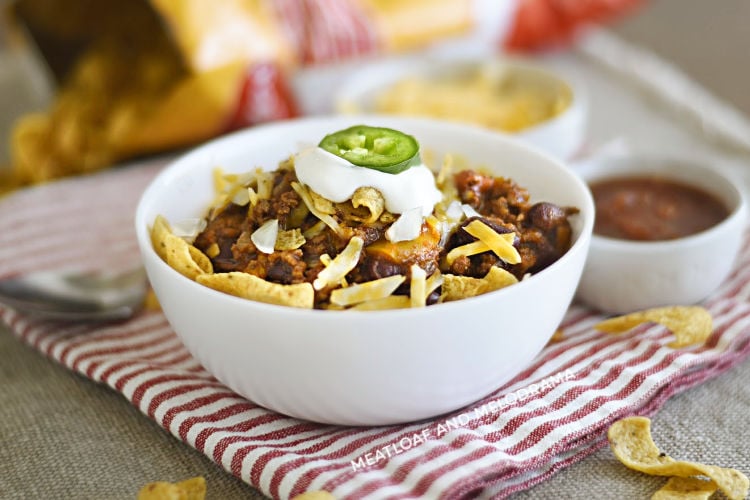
[0,267,148,322]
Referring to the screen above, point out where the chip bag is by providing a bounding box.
[5,0,641,188]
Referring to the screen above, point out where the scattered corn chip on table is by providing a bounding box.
[2,1,750,498]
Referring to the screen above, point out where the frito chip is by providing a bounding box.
[290,491,336,500]
[651,477,718,500]
[330,275,405,307]
[151,216,213,279]
[211,169,260,210]
[308,187,336,215]
[188,246,213,274]
[595,306,713,348]
[351,186,385,223]
[441,266,518,302]
[197,272,314,309]
[276,228,306,251]
[608,417,749,500]
[138,476,206,500]
[150,215,172,262]
[313,237,364,291]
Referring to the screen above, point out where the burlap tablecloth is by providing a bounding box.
[3,0,750,498]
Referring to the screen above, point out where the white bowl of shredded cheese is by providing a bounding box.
[135,116,593,425]
[335,57,587,161]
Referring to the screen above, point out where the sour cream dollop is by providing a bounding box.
[294,147,442,217]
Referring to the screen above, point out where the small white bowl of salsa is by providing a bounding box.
[576,154,748,314]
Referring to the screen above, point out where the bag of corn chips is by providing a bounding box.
[4,0,640,188]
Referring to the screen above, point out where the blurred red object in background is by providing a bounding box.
[227,63,299,130]
[505,0,644,50]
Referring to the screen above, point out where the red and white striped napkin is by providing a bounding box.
[2,161,749,499]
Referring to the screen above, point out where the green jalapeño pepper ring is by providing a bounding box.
[318,125,421,174]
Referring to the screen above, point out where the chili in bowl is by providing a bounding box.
[576,154,748,314]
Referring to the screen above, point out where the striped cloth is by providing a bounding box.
[2,161,749,499]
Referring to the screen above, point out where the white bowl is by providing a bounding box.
[334,57,587,160]
[135,116,594,425]
[576,155,748,314]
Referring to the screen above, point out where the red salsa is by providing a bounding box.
[590,176,729,241]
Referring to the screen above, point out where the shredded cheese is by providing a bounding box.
[330,275,405,307]
[255,169,274,199]
[435,154,453,188]
[409,265,427,308]
[446,240,491,265]
[425,270,444,297]
[320,254,347,287]
[292,182,343,236]
[247,187,259,207]
[313,236,364,290]
[302,220,327,239]
[350,295,411,310]
[463,220,521,264]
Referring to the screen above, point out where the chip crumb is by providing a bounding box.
[290,491,336,500]
[143,288,161,311]
[137,476,206,500]
[313,236,364,291]
[330,275,405,307]
[549,329,565,343]
[205,243,220,258]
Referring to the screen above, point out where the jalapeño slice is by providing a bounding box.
[318,125,421,174]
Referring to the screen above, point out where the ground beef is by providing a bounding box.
[454,169,530,222]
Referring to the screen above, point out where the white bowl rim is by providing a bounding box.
[580,153,748,252]
[135,115,595,318]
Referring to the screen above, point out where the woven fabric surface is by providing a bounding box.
[1,161,749,499]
